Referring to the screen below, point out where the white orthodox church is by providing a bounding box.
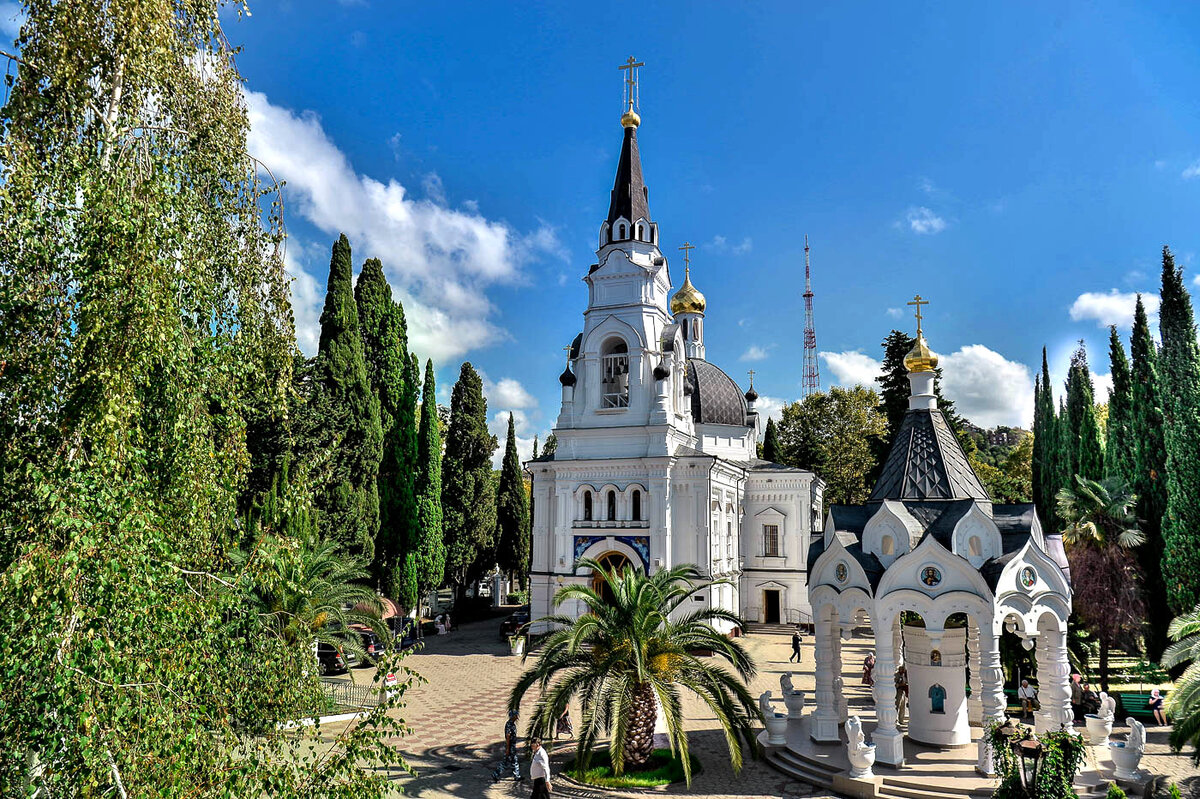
[527,88,822,632]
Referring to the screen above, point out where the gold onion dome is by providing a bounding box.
[904,334,938,373]
[670,268,706,315]
[621,103,641,129]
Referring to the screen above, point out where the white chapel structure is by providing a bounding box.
[805,307,1074,771]
[527,67,822,632]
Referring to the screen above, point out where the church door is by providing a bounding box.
[591,552,632,605]
[764,590,781,624]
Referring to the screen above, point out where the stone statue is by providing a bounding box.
[1097,692,1116,722]
[1128,717,1145,753]
[1109,717,1146,780]
[845,715,877,778]
[1085,691,1118,744]
[780,672,795,696]
[759,690,776,719]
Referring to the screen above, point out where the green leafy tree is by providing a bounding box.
[1057,476,1146,691]
[414,359,445,599]
[509,559,760,783]
[442,362,498,599]
[1064,341,1105,482]
[495,413,531,588]
[0,3,408,793]
[1131,295,1170,659]
[1162,603,1200,761]
[1105,327,1135,486]
[776,386,887,505]
[313,235,383,560]
[1159,246,1200,614]
[970,435,1032,503]
[355,258,417,588]
[762,417,783,462]
[542,433,558,457]
[1033,350,1060,528]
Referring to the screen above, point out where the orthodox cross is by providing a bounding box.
[679,241,694,275]
[747,369,756,388]
[907,294,928,336]
[563,344,573,369]
[619,56,644,110]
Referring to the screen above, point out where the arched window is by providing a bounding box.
[632,490,642,521]
[618,223,626,239]
[650,225,656,243]
[881,536,894,556]
[607,491,616,521]
[929,684,946,714]
[636,224,644,240]
[968,535,982,557]
[601,338,630,408]
[583,491,593,521]
[692,319,700,340]
[682,324,689,340]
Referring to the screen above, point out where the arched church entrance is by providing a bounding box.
[591,551,632,604]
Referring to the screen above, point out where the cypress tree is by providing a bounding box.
[1033,350,1061,530]
[1131,294,1169,658]
[495,413,531,588]
[354,258,417,587]
[442,362,499,601]
[763,417,783,463]
[313,234,382,559]
[1104,326,1135,486]
[1064,342,1104,482]
[414,359,445,599]
[542,434,558,457]
[1158,246,1200,613]
[532,435,540,459]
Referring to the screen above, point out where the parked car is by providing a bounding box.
[499,606,531,641]
[388,617,420,651]
[350,624,384,666]
[316,641,349,675]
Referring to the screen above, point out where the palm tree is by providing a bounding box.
[1162,603,1200,761]
[1056,475,1146,691]
[508,558,761,785]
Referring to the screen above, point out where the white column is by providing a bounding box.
[976,621,1007,776]
[967,617,983,726]
[1035,624,1073,734]
[872,611,905,766]
[811,610,840,742]
[832,622,848,724]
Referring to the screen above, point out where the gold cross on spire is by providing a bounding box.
[679,241,695,275]
[563,344,573,368]
[619,56,644,111]
[907,294,929,336]
[747,369,756,388]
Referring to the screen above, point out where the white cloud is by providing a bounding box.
[754,394,789,423]
[482,375,536,410]
[1092,371,1113,402]
[1069,289,1159,329]
[421,172,446,204]
[1183,160,1200,179]
[0,2,22,38]
[886,307,904,319]
[906,207,946,235]
[740,345,770,362]
[939,345,1034,428]
[1193,273,1200,288]
[707,235,753,255]
[820,351,882,391]
[487,409,548,469]
[918,177,937,195]
[246,91,561,360]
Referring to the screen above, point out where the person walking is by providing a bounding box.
[862,652,876,687]
[492,709,522,782]
[530,737,553,797]
[790,628,803,663]
[556,705,573,739]
[894,665,909,725]
[1070,673,1083,724]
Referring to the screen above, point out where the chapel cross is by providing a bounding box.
[563,344,573,368]
[619,56,644,110]
[679,241,695,272]
[907,294,929,336]
[747,369,756,388]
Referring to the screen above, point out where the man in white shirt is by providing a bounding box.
[1017,679,1037,721]
[529,737,552,797]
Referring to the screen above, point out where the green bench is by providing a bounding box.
[1113,691,1167,723]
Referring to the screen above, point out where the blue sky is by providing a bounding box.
[26,1,1200,458]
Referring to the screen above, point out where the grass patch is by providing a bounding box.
[563,748,701,788]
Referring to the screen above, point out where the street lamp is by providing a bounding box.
[1013,738,1044,796]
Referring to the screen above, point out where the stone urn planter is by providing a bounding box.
[759,690,789,745]
[1084,713,1113,745]
[1109,717,1146,780]
[784,690,806,720]
[846,716,876,779]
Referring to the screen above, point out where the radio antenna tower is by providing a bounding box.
[801,235,820,397]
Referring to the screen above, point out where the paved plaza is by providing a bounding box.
[316,615,1200,798]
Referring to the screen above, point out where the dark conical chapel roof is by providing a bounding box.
[869,408,989,502]
[606,125,651,227]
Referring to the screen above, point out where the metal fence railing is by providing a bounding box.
[320,677,380,710]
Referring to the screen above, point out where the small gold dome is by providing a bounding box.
[621,104,641,129]
[670,268,706,315]
[904,334,938,373]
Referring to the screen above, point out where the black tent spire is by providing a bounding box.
[606,124,651,232]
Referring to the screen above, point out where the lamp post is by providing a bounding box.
[1013,738,1044,797]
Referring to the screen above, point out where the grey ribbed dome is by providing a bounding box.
[685,359,749,426]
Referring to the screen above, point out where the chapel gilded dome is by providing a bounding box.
[904,334,938,373]
[670,269,706,315]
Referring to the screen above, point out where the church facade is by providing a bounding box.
[527,93,822,632]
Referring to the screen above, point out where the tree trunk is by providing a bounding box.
[623,681,658,771]
[1099,632,1110,693]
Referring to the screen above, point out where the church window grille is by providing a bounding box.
[632,490,642,521]
[583,492,593,521]
[607,491,616,521]
[763,524,780,557]
[601,339,630,408]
